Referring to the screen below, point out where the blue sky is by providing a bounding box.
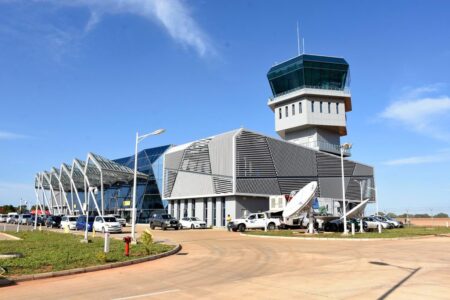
[0,0,449,214]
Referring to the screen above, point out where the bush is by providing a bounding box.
[140,230,153,255]
[95,251,107,263]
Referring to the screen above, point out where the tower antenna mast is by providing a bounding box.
[296,21,301,56]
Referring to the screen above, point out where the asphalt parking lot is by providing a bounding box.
[1,225,450,299]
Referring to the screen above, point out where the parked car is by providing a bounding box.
[229,213,281,232]
[149,213,180,230]
[93,216,122,233]
[180,217,207,229]
[7,213,19,224]
[362,217,390,230]
[18,214,32,225]
[45,216,62,228]
[371,216,394,229]
[0,214,7,222]
[75,215,95,231]
[60,215,78,230]
[112,214,126,227]
[25,215,45,226]
[324,218,366,232]
[375,216,403,228]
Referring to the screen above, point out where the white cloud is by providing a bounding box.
[0,130,28,140]
[33,0,215,57]
[383,153,450,166]
[380,84,450,141]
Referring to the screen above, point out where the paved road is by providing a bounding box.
[1,226,449,299]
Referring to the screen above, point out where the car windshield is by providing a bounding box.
[103,217,116,222]
[191,217,199,221]
[161,214,172,219]
[53,216,62,222]
[68,217,77,221]
[22,215,31,218]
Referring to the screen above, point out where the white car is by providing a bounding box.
[180,217,207,229]
[372,215,401,228]
[112,214,127,227]
[93,216,122,233]
[61,215,78,230]
[0,214,7,222]
[363,217,390,230]
[18,214,32,225]
[230,213,281,232]
[7,213,19,224]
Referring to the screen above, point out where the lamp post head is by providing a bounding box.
[151,128,165,135]
[341,143,352,150]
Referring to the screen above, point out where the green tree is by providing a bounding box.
[434,212,449,218]
[414,214,430,218]
[0,205,17,214]
[386,212,397,218]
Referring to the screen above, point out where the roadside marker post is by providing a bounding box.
[351,223,355,235]
[104,232,110,253]
[378,223,382,234]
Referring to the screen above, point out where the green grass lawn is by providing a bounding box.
[245,226,450,239]
[0,231,174,277]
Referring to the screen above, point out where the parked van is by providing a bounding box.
[0,214,8,222]
[7,212,19,224]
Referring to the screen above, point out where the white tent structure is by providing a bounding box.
[34,152,147,220]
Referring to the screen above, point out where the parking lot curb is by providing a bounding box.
[240,233,439,241]
[0,244,181,286]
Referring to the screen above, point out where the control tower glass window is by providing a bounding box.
[311,101,315,113]
[299,102,302,113]
[279,108,282,119]
[267,54,349,97]
[320,101,323,113]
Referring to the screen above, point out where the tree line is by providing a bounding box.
[379,212,449,218]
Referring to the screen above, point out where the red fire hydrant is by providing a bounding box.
[123,236,132,256]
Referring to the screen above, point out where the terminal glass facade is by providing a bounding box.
[101,145,171,223]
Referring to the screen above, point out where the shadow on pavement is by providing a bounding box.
[369,261,421,300]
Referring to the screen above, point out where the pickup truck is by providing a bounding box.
[149,213,180,230]
[229,212,281,232]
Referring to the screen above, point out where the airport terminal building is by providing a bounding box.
[34,53,375,226]
[163,54,375,227]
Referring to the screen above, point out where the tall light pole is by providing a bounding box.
[368,186,378,216]
[340,143,352,235]
[354,179,365,233]
[131,128,165,243]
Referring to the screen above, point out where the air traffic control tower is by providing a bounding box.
[267,54,352,156]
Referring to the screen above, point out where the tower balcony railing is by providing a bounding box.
[269,85,351,101]
[298,140,351,156]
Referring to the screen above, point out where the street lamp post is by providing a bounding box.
[368,186,378,216]
[131,128,165,243]
[340,143,352,235]
[354,179,365,233]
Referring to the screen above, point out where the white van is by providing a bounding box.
[0,214,7,222]
[7,212,19,224]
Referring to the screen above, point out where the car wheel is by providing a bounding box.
[267,223,276,230]
[232,228,238,232]
[175,226,179,230]
[238,224,246,232]
[162,224,167,231]
[150,223,155,230]
[191,224,195,230]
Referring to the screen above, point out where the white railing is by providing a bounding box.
[299,140,351,156]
